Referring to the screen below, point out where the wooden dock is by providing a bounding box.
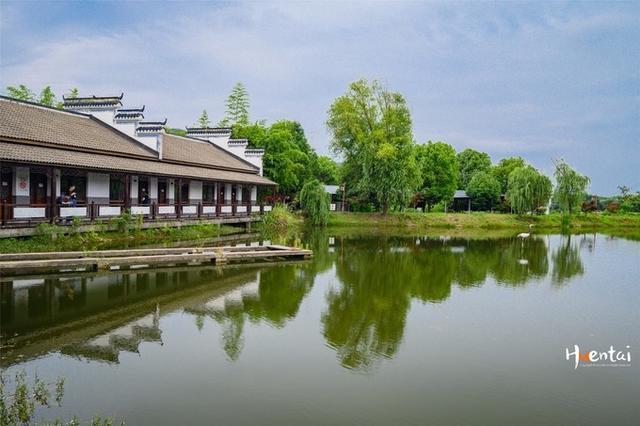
[0,245,312,276]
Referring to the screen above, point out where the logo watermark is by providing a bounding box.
[565,345,631,369]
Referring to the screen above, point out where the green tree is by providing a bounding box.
[6,84,36,102]
[457,148,492,189]
[553,159,590,215]
[327,79,420,214]
[222,82,250,126]
[491,156,525,194]
[67,87,79,98]
[466,171,500,211]
[506,165,552,214]
[415,141,458,211]
[313,155,340,185]
[38,86,57,107]
[300,179,330,226]
[197,109,210,127]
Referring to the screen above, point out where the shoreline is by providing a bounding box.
[326,211,640,231]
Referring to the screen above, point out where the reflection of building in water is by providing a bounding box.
[60,307,162,363]
[1,266,263,367]
[185,276,261,316]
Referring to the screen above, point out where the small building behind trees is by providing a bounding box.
[450,190,471,212]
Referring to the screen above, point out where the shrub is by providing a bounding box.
[261,204,297,235]
[299,179,330,226]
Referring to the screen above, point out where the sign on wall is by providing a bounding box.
[14,167,29,196]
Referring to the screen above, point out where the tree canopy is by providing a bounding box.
[197,109,210,127]
[553,159,590,215]
[466,171,501,211]
[506,165,552,214]
[492,156,525,194]
[313,155,340,185]
[415,141,458,211]
[457,149,492,189]
[327,79,419,214]
[221,82,250,127]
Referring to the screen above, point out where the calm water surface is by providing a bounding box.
[1,232,639,425]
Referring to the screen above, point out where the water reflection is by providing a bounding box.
[1,233,593,371]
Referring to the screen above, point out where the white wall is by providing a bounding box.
[251,186,257,203]
[71,108,116,125]
[149,177,158,200]
[130,176,139,203]
[224,183,232,202]
[245,154,264,176]
[87,173,109,198]
[189,180,202,201]
[168,179,175,202]
[136,134,160,152]
[236,184,243,202]
[14,166,29,198]
[113,120,138,139]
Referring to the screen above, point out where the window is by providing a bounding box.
[109,175,126,203]
[158,179,167,204]
[174,180,189,204]
[203,182,216,203]
[30,172,47,205]
[138,177,150,205]
[60,171,87,204]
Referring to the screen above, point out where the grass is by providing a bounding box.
[0,222,241,253]
[326,211,640,231]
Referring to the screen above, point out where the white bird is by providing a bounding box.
[517,224,534,238]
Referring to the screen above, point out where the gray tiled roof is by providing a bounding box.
[0,97,156,158]
[0,141,275,185]
[162,134,258,172]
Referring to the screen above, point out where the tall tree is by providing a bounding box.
[466,171,500,211]
[313,155,340,185]
[197,109,210,127]
[67,88,79,98]
[492,156,525,194]
[553,159,590,215]
[327,79,420,214]
[457,148,492,189]
[38,86,57,107]
[415,141,458,211]
[6,85,36,102]
[222,82,250,126]
[506,165,552,214]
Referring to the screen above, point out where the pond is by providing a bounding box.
[1,231,639,425]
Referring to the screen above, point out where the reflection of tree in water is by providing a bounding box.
[552,235,584,285]
[323,237,412,371]
[321,233,579,371]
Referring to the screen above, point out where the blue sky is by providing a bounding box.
[1,1,638,194]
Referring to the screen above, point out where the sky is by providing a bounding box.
[0,1,638,195]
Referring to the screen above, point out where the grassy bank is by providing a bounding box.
[0,223,242,253]
[327,211,640,231]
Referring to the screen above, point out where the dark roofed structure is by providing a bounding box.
[0,95,276,231]
[0,97,156,158]
[63,93,124,109]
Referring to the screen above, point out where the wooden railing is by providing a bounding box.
[1,200,271,227]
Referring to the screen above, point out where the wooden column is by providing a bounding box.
[176,178,182,218]
[48,167,56,224]
[124,175,131,210]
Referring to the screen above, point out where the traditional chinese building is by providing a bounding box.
[0,94,275,230]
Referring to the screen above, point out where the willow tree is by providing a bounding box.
[553,160,590,215]
[299,179,330,226]
[327,79,420,214]
[507,166,552,214]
